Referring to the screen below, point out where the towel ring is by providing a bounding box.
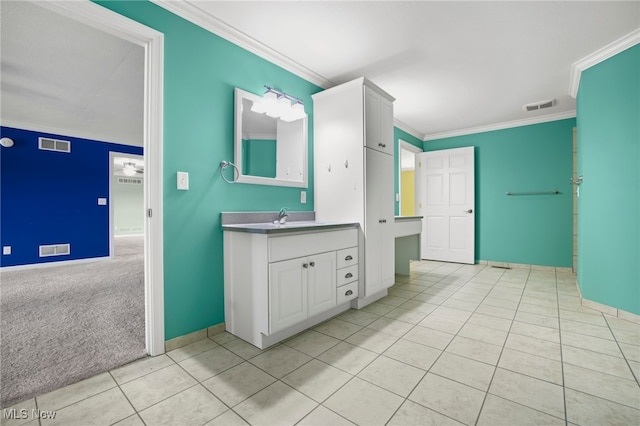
[220,161,239,184]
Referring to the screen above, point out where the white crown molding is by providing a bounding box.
[150,0,333,89]
[394,119,425,141]
[569,28,640,98]
[423,111,576,142]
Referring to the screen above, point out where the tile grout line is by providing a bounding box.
[555,269,569,426]
[471,267,527,426]
[602,314,640,387]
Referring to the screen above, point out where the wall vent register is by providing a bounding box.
[39,243,70,257]
[117,177,143,185]
[38,137,71,153]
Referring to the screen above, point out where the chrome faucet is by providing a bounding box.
[277,207,289,224]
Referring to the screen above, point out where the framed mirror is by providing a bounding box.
[234,87,308,188]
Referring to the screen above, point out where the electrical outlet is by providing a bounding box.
[300,191,307,204]
[3,246,11,255]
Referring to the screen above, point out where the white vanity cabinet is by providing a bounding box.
[269,251,336,333]
[313,77,395,306]
[224,226,358,349]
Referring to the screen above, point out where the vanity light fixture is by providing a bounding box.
[252,86,307,122]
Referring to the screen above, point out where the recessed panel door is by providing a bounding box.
[307,251,337,317]
[269,257,308,334]
[416,147,475,264]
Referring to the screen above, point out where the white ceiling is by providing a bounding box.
[176,0,640,139]
[0,1,144,147]
[1,1,638,145]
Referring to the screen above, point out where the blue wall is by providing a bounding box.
[423,119,575,267]
[0,126,143,267]
[577,45,639,315]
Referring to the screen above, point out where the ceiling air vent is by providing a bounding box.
[39,137,71,153]
[523,99,556,112]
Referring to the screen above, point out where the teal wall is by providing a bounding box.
[576,45,639,315]
[96,1,321,339]
[242,139,277,178]
[424,119,575,267]
[394,127,424,215]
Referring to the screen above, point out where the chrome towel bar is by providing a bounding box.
[506,190,560,196]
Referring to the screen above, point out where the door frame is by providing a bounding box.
[397,140,423,216]
[39,0,165,356]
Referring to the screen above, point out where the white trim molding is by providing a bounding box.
[423,111,576,142]
[151,0,333,89]
[36,0,166,357]
[569,28,640,98]
[394,119,426,141]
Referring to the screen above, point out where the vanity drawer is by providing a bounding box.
[337,246,358,269]
[269,228,357,263]
[337,265,358,287]
[337,281,358,304]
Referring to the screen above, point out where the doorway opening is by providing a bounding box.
[398,140,423,216]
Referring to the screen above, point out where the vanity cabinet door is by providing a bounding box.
[307,251,337,317]
[269,257,308,334]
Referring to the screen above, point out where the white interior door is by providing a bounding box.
[416,147,475,264]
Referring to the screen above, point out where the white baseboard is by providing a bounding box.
[1,256,111,272]
[478,260,573,273]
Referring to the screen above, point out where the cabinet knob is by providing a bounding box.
[303,263,308,268]
[345,290,353,296]
[345,272,353,279]
[378,143,386,148]
[345,255,353,261]
[379,219,387,223]
[310,261,315,267]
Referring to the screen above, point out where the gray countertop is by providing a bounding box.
[222,220,359,234]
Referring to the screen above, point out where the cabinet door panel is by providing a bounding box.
[379,97,394,156]
[308,252,337,317]
[365,149,395,296]
[269,258,308,334]
[364,88,381,151]
[378,151,396,288]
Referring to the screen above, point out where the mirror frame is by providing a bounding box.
[234,87,308,188]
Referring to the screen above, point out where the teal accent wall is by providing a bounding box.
[242,139,277,178]
[96,1,321,339]
[394,127,424,215]
[424,119,575,267]
[576,45,639,315]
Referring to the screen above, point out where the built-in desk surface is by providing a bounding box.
[394,216,423,275]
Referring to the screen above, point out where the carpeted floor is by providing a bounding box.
[0,236,146,407]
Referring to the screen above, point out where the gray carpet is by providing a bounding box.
[0,236,146,407]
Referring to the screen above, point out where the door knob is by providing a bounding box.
[465,209,473,213]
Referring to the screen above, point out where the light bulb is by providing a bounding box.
[123,163,136,176]
[251,100,266,114]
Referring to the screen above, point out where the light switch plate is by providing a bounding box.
[300,191,307,204]
[177,171,189,190]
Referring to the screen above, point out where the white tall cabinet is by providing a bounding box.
[313,77,395,306]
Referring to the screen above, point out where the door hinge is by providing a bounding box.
[148,208,153,218]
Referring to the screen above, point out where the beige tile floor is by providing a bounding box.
[3,261,639,426]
